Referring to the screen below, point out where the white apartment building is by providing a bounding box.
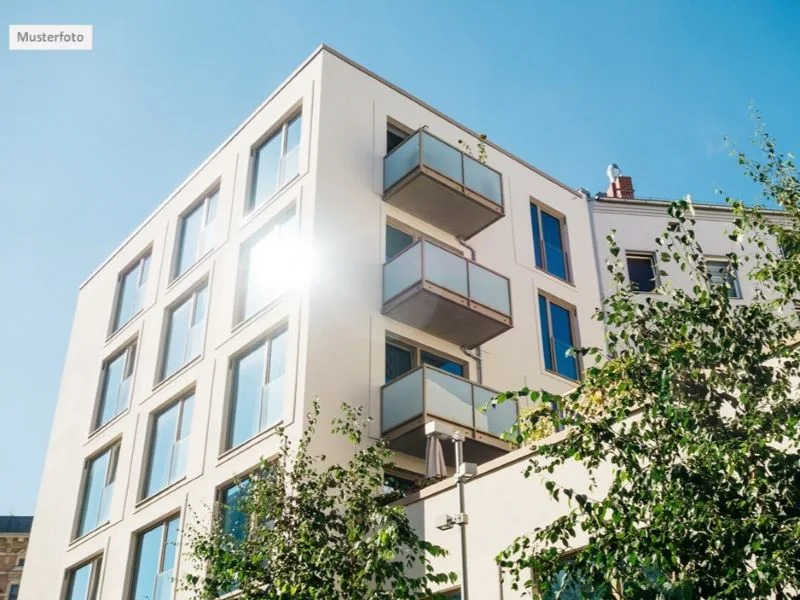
[21,46,608,599]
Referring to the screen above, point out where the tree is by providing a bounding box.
[496,128,800,599]
[184,401,456,599]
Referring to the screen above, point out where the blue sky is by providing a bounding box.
[1,1,798,513]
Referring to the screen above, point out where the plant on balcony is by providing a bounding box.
[457,133,488,164]
[184,401,457,599]
[495,126,800,599]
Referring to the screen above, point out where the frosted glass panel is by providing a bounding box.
[463,155,502,205]
[383,243,422,301]
[424,242,468,296]
[381,369,423,432]
[468,263,511,315]
[425,369,472,429]
[474,386,515,436]
[421,133,461,183]
[384,133,420,189]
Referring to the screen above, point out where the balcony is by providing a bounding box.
[383,130,504,239]
[383,240,512,348]
[381,365,517,465]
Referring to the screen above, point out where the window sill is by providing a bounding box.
[241,172,302,228]
[105,310,144,345]
[217,422,283,466]
[152,355,203,394]
[134,476,189,512]
[68,520,113,549]
[535,266,575,288]
[86,409,129,444]
[166,250,216,293]
[229,291,293,339]
[544,367,581,385]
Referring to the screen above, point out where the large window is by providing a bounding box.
[143,394,194,498]
[220,479,250,543]
[626,252,658,293]
[707,259,742,298]
[130,515,180,600]
[64,556,102,600]
[76,443,119,538]
[174,189,218,279]
[538,295,579,381]
[161,285,208,380]
[227,330,288,450]
[94,342,136,430]
[237,207,298,322]
[113,254,150,332]
[249,113,302,211]
[8,585,19,600]
[530,203,570,281]
[385,339,465,383]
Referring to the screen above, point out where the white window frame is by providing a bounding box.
[173,188,219,280]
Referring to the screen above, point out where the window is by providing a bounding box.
[538,295,579,381]
[385,339,465,383]
[76,443,119,538]
[220,479,250,543]
[227,330,288,449]
[626,252,658,293]
[530,203,570,281]
[161,285,208,380]
[130,515,180,600]
[249,113,301,211]
[382,471,416,496]
[237,207,298,322]
[143,394,194,498]
[8,585,19,600]
[16,557,24,567]
[386,124,409,154]
[174,189,218,279]
[64,556,102,600]
[113,254,150,332]
[707,259,741,298]
[94,342,136,430]
[385,224,415,261]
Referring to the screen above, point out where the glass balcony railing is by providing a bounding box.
[383,240,511,317]
[380,364,517,440]
[384,130,504,207]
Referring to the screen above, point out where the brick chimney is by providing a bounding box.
[607,175,635,199]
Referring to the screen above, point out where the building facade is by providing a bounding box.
[22,46,609,599]
[0,516,31,600]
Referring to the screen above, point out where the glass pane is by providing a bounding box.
[260,331,287,430]
[97,481,114,525]
[531,204,543,269]
[463,154,502,205]
[153,569,174,600]
[426,368,473,428]
[381,368,423,432]
[538,296,553,372]
[178,395,194,439]
[550,303,579,380]
[475,385,515,436]
[285,114,302,152]
[423,242,468,296]
[541,211,567,279]
[251,132,281,209]
[66,561,94,600]
[386,225,414,261]
[163,299,191,378]
[78,450,110,536]
[229,343,266,448]
[222,480,250,542]
[468,262,510,315]
[114,263,140,330]
[627,256,656,293]
[169,437,189,484]
[131,525,162,600]
[161,517,180,578]
[421,132,462,183]
[176,203,203,277]
[384,131,420,190]
[421,351,463,377]
[386,343,414,383]
[146,402,180,497]
[280,146,299,186]
[134,257,149,314]
[383,242,422,302]
[97,352,126,427]
[117,375,132,415]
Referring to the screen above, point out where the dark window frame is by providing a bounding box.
[625,251,659,293]
[530,201,572,283]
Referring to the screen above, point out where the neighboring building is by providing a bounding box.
[21,45,606,599]
[0,516,32,600]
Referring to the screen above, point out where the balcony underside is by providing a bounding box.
[385,167,504,239]
[386,416,510,467]
[383,282,512,349]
